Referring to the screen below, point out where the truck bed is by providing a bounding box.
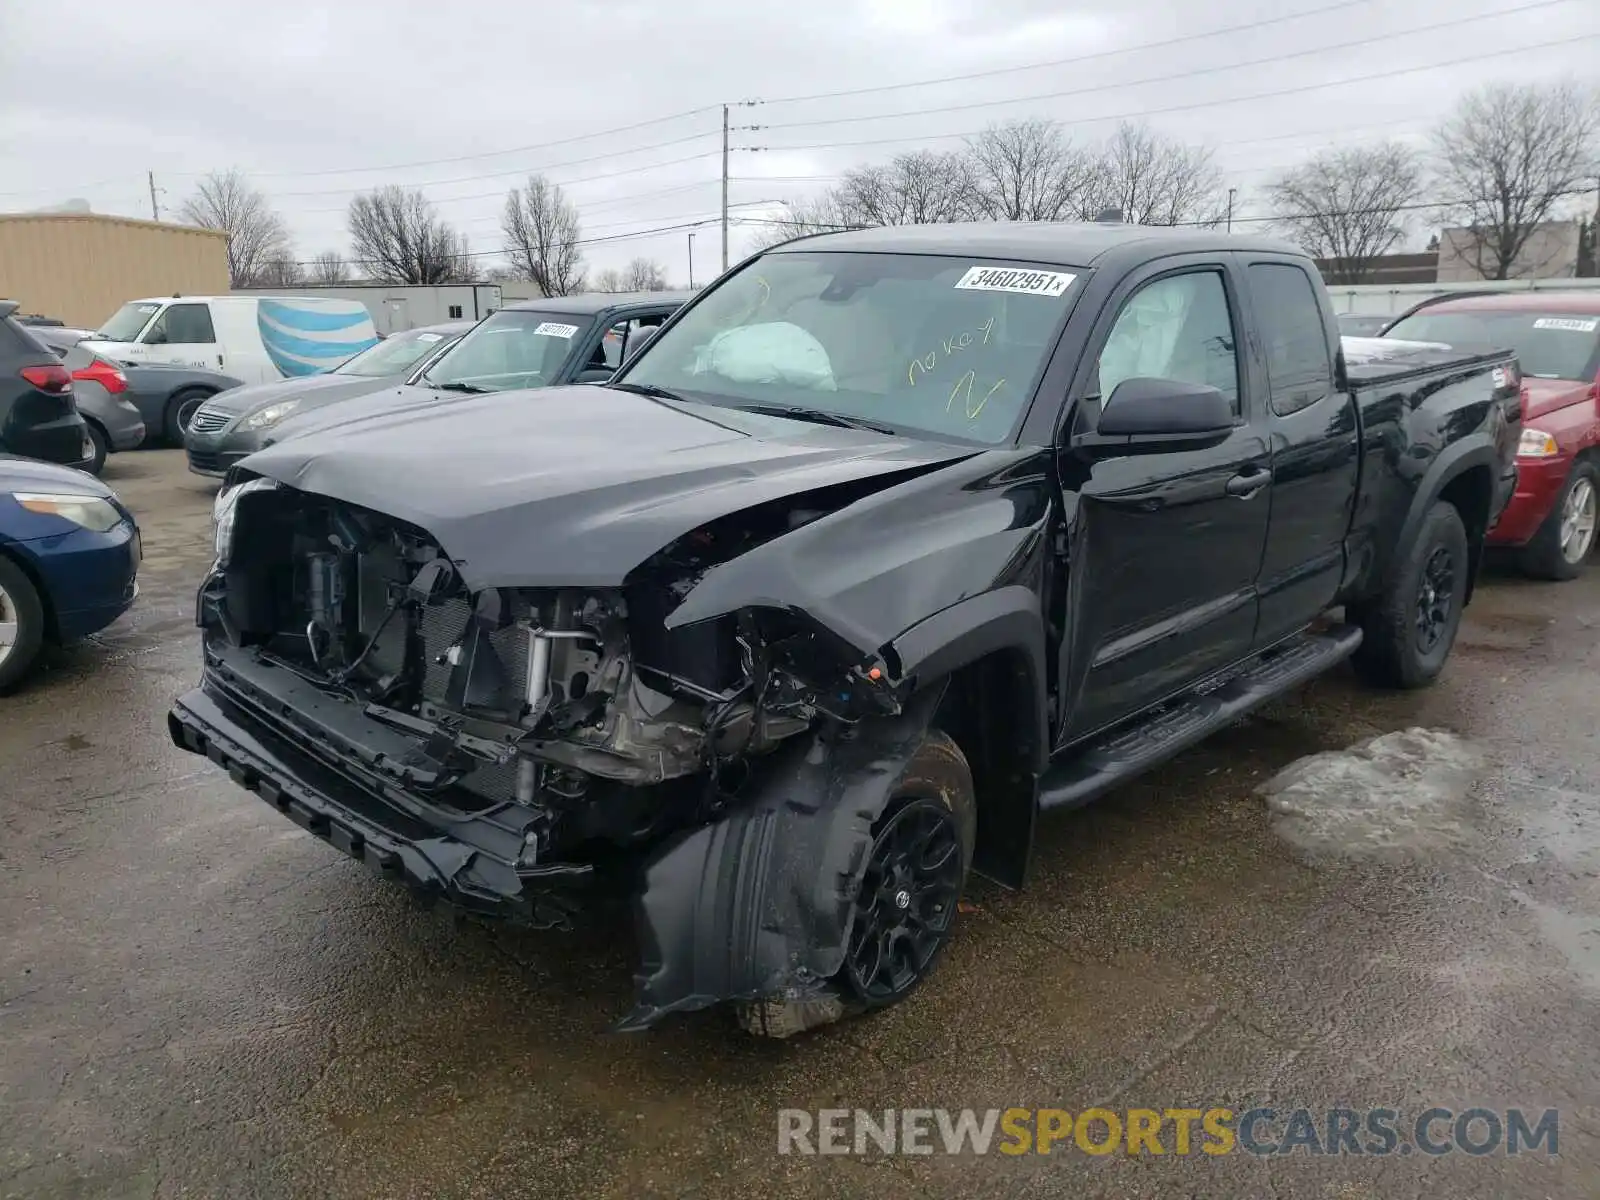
[1340,335,1514,388]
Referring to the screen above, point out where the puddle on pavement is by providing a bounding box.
[1258,727,1485,861]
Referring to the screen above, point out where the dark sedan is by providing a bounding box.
[31,325,242,446]
[184,321,472,478]
[0,454,140,691]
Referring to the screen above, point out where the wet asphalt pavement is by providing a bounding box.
[3,449,1597,1199]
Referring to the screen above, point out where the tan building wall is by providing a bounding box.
[1437,221,1582,283]
[0,213,230,328]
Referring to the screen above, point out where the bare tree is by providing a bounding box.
[589,267,626,292]
[177,169,293,288]
[308,250,350,284]
[747,196,855,250]
[965,119,1098,222]
[1087,123,1227,227]
[254,255,306,288]
[1265,142,1426,283]
[347,186,470,284]
[831,149,980,227]
[501,174,584,296]
[621,257,669,291]
[1433,81,1600,279]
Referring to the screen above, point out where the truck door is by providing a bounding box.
[139,302,219,371]
[1240,259,1359,648]
[1060,260,1272,744]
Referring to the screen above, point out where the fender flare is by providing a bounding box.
[887,584,1049,775]
[1390,436,1499,594]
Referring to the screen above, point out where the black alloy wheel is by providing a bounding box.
[842,796,965,1005]
[1414,545,1456,655]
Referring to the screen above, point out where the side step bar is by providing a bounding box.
[1038,624,1363,811]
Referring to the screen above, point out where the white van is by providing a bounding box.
[82,296,380,386]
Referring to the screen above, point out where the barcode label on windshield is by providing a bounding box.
[1533,317,1598,332]
[533,322,580,338]
[954,266,1075,296]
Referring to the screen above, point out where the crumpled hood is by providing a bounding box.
[0,453,116,498]
[199,371,394,420]
[1521,377,1595,422]
[239,384,976,589]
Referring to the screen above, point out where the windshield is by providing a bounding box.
[95,301,162,343]
[620,251,1080,443]
[1384,310,1600,382]
[419,310,593,391]
[338,329,457,378]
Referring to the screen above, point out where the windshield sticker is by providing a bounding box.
[1532,317,1599,333]
[533,322,580,338]
[415,332,443,343]
[954,266,1075,297]
[137,304,159,314]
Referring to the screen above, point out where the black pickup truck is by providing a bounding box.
[169,224,1520,1037]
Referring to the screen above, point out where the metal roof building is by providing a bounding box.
[0,212,230,327]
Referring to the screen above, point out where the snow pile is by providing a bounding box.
[1259,728,1485,860]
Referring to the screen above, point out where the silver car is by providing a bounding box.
[183,321,472,478]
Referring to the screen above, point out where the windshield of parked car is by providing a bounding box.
[95,301,162,343]
[337,329,458,378]
[619,250,1080,443]
[417,310,593,391]
[1384,310,1600,382]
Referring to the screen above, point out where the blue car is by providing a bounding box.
[0,455,140,691]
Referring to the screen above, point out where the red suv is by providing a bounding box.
[1384,292,1600,579]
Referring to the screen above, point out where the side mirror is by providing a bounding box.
[1094,377,1234,440]
[575,367,614,384]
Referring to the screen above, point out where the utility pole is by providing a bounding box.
[148,170,161,222]
[721,105,731,273]
[1226,188,1236,234]
[688,231,696,289]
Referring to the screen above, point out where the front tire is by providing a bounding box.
[1519,461,1597,581]
[0,555,46,694]
[164,388,213,445]
[1350,500,1470,689]
[837,730,976,1010]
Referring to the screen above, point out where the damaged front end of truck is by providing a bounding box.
[169,441,1051,1032]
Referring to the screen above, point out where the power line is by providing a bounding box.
[282,152,720,215]
[270,129,718,198]
[744,31,1598,153]
[192,106,723,180]
[748,0,1578,134]
[755,0,1377,107]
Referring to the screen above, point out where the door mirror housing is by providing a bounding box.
[1093,377,1235,441]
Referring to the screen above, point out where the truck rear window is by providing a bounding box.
[1384,311,1600,382]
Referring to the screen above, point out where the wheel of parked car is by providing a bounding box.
[164,388,214,445]
[82,421,108,477]
[835,731,976,1011]
[0,555,46,693]
[1349,500,1470,690]
[1521,461,1599,582]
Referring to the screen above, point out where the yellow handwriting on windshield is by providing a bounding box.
[908,315,997,386]
[946,371,1006,420]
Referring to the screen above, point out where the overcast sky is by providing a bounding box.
[1,0,1594,285]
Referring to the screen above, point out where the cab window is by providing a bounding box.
[1095,271,1240,414]
[144,303,216,345]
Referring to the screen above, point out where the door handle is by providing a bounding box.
[1226,469,1271,498]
